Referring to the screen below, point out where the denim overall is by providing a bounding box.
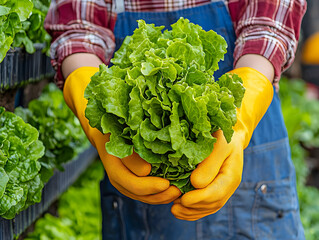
[100,1,305,239]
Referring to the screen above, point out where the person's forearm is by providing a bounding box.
[234,54,275,84]
[61,53,103,80]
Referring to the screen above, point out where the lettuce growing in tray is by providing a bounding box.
[0,107,45,219]
[85,18,245,193]
[15,83,90,183]
[0,0,52,62]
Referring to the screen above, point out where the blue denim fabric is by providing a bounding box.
[100,1,305,239]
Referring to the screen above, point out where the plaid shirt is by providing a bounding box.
[44,0,307,89]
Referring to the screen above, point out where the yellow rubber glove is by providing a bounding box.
[63,66,181,204]
[171,67,274,221]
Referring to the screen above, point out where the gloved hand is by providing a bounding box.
[171,67,274,221]
[63,66,181,204]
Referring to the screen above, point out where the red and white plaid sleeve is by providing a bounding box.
[44,0,117,89]
[228,0,307,83]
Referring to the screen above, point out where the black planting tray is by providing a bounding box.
[0,44,54,91]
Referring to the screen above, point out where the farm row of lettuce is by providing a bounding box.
[0,0,93,222]
[0,84,89,219]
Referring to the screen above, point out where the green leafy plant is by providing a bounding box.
[279,77,319,239]
[280,77,319,149]
[0,0,51,62]
[0,107,45,219]
[0,0,33,61]
[25,161,104,240]
[279,78,310,185]
[85,18,245,193]
[0,83,90,219]
[15,83,90,182]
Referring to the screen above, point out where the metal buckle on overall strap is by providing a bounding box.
[113,0,125,13]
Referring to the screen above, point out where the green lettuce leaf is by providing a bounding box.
[0,167,9,198]
[0,107,45,219]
